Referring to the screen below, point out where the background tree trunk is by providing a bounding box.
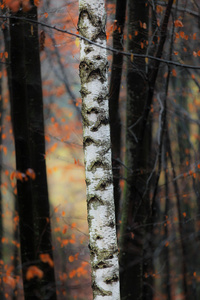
[109,0,127,227]
[119,1,149,299]
[9,4,56,299]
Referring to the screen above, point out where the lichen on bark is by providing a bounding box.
[78,0,120,299]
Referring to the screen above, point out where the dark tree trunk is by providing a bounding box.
[9,4,56,299]
[109,0,127,227]
[0,52,5,300]
[175,78,197,299]
[119,1,149,299]
[163,140,171,300]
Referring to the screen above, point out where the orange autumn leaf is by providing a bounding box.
[45,135,51,142]
[3,146,7,155]
[143,23,147,29]
[172,69,177,77]
[7,0,20,12]
[10,171,27,181]
[22,0,31,11]
[62,239,69,246]
[2,237,8,243]
[34,0,40,6]
[71,222,76,229]
[68,255,74,262]
[175,32,179,39]
[54,206,59,213]
[12,240,20,248]
[26,168,36,180]
[69,270,76,278]
[59,272,67,281]
[48,143,58,153]
[39,253,54,267]
[156,5,163,13]
[5,170,9,176]
[193,51,197,57]
[3,275,16,289]
[26,266,44,280]
[14,215,19,224]
[54,227,61,232]
[69,239,75,244]
[174,19,183,27]
[74,253,79,260]
[17,171,27,181]
[62,225,68,234]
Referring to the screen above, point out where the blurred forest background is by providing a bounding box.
[0,0,200,299]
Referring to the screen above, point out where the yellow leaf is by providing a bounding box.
[75,37,80,48]
[130,54,134,62]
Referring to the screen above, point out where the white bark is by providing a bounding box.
[78,1,120,299]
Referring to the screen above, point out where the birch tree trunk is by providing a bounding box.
[78,1,120,299]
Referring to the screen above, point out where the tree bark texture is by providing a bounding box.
[119,1,149,299]
[9,4,56,300]
[78,1,120,299]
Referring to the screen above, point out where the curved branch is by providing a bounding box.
[0,14,200,69]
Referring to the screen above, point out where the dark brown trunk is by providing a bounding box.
[119,1,149,299]
[9,4,56,299]
[109,0,127,227]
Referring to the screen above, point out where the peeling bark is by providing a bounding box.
[78,1,120,299]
